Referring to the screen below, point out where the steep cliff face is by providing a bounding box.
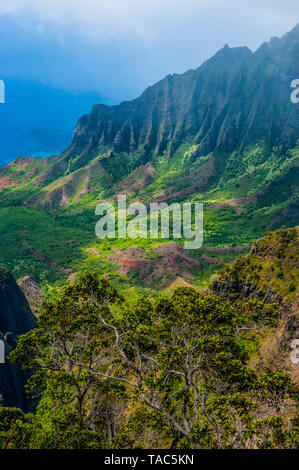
[18,275,42,317]
[0,267,36,409]
[211,227,299,382]
[62,24,299,172]
[0,25,298,211]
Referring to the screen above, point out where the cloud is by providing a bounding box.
[0,1,298,101]
[1,0,298,45]
[0,0,180,40]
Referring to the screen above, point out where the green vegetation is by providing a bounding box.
[0,27,298,450]
[0,140,298,291]
[1,271,298,449]
[219,227,299,301]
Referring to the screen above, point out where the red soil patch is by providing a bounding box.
[216,194,258,213]
[200,254,219,264]
[113,163,155,196]
[87,248,101,257]
[31,252,56,270]
[68,272,79,282]
[154,155,215,203]
[0,178,18,190]
[107,243,201,289]
[32,252,46,260]
[165,277,195,292]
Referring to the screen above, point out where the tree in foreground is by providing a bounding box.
[3,272,298,449]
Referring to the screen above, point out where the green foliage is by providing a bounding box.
[5,272,298,449]
[0,138,298,290]
[289,282,296,293]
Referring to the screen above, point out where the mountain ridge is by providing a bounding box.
[0,25,298,286]
[1,24,299,209]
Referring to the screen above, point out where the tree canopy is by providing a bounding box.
[1,272,298,449]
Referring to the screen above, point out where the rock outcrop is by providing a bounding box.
[0,267,37,409]
[18,275,42,317]
[211,227,299,382]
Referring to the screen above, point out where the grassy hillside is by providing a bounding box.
[0,142,297,291]
[212,226,299,383]
[1,228,298,449]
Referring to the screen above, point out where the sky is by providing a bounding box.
[0,0,299,104]
[0,1,298,165]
